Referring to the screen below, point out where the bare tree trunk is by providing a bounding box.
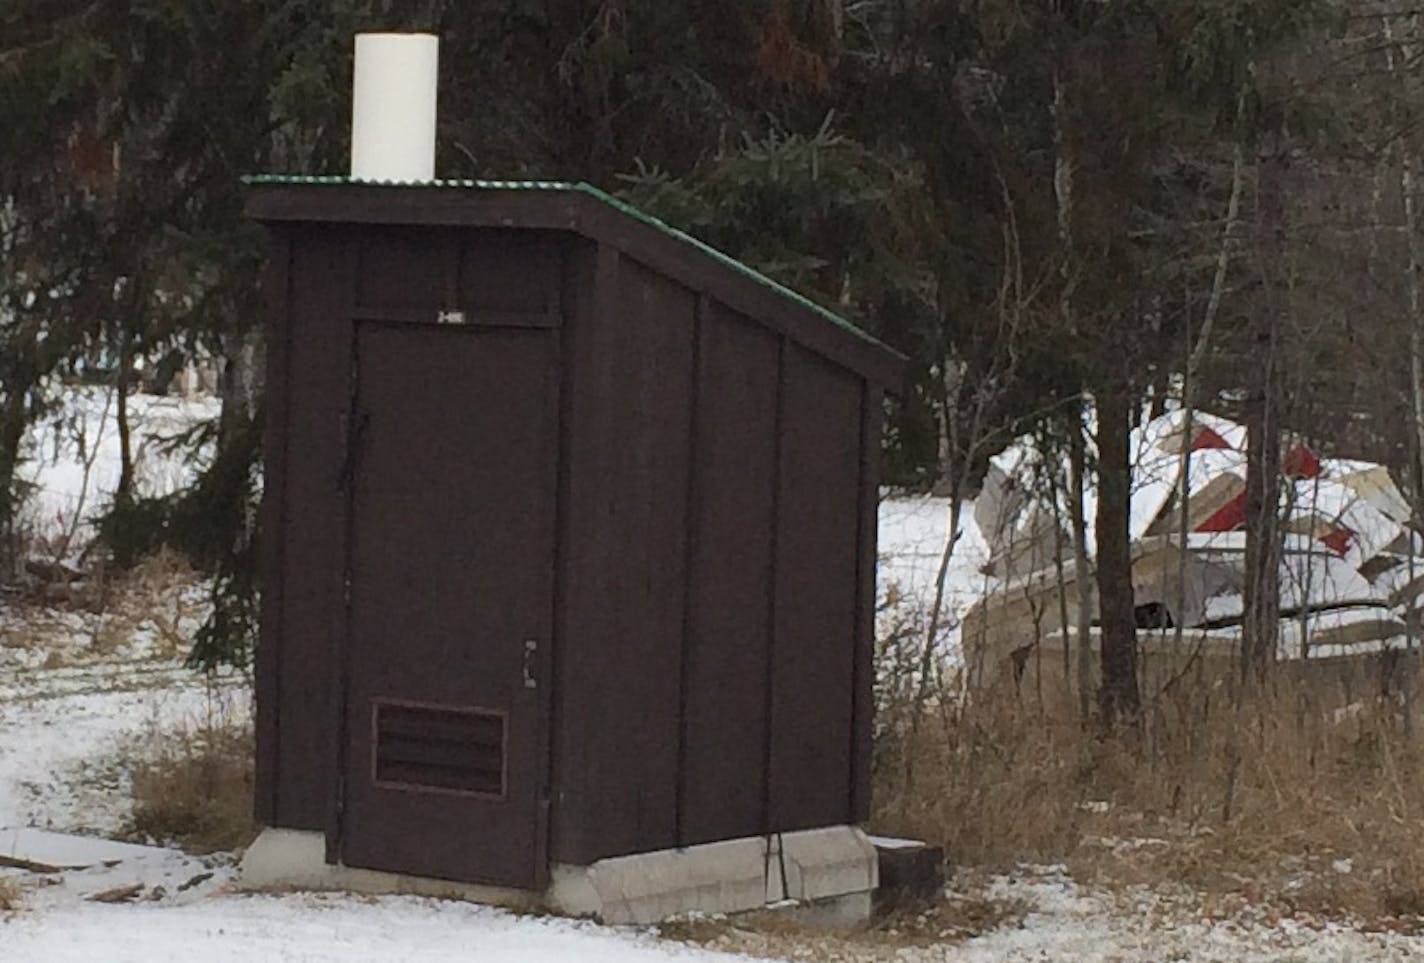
[916,493,964,718]
[1242,154,1286,688]
[1174,128,1246,658]
[219,326,265,554]
[1096,384,1140,727]
[1054,66,1094,722]
[115,338,134,503]
[1241,373,1281,686]
[1385,11,1422,729]
[1386,15,1424,504]
[1048,451,1073,687]
[0,385,31,576]
[1069,410,1094,721]
[55,386,113,561]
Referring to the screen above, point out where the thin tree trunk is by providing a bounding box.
[1385,11,1422,729]
[1242,154,1285,688]
[1054,68,1093,721]
[1386,16,1424,505]
[1096,383,1140,728]
[55,386,114,561]
[0,384,31,576]
[1069,409,1094,721]
[905,491,965,792]
[219,326,265,554]
[1175,129,1246,657]
[916,494,964,719]
[115,339,134,503]
[1241,376,1281,686]
[1048,451,1073,688]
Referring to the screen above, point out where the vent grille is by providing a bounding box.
[372,700,506,797]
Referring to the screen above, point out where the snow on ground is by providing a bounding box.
[2,894,771,963]
[956,869,1423,963]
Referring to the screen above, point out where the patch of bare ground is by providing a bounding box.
[660,879,1028,962]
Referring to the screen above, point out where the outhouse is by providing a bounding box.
[241,176,905,921]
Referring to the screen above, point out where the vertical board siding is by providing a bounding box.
[254,227,291,825]
[769,345,864,831]
[850,386,883,821]
[557,251,695,862]
[273,226,353,830]
[547,239,594,867]
[678,303,780,847]
[548,242,602,865]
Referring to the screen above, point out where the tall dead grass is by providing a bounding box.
[0,876,19,912]
[126,719,256,855]
[873,664,1424,921]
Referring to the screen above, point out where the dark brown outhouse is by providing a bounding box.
[244,176,904,911]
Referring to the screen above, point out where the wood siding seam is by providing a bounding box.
[550,241,622,865]
[674,293,709,846]
[327,244,362,862]
[849,383,882,821]
[543,238,581,877]
[760,335,788,836]
[254,227,293,825]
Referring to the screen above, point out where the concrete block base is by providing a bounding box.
[548,836,768,924]
[869,835,945,910]
[239,825,877,926]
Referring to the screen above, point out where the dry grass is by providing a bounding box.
[660,889,1029,961]
[1,549,203,664]
[0,876,20,912]
[125,719,256,855]
[871,666,1424,924]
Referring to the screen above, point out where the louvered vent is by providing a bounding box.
[372,700,505,797]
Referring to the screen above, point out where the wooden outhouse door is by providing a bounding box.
[338,319,558,889]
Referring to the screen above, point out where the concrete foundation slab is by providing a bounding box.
[237,829,537,909]
[240,825,878,926]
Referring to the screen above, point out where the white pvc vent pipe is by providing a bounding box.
[350,32,439,182]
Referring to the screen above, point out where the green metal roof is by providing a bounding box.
[242,174,900,358]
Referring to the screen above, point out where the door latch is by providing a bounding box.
[522,639,538,689]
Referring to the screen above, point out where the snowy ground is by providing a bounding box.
[4,396,1424,960]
